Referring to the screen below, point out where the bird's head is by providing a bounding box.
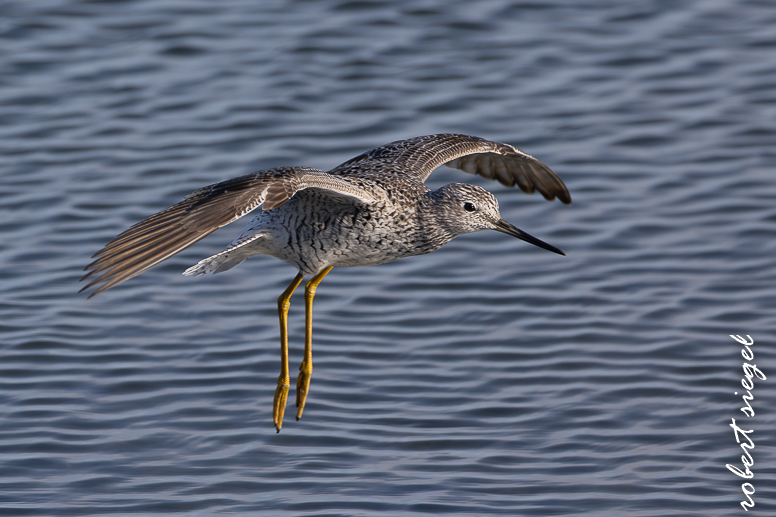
[432,183,565,256]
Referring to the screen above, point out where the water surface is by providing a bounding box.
[2,1,775,515]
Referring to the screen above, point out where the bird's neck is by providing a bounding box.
[418,190,460,244]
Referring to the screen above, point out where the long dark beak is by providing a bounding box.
[493,219,565,256]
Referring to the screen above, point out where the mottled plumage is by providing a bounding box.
[81,133,571,431]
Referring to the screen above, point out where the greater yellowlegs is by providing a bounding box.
[81,133,571,431]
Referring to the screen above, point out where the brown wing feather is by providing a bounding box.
[80,166,378,297]
[330,133,571,204]
[446,150,571,204]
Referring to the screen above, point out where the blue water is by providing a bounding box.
[2,1,776,515]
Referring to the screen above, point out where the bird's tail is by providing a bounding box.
[183,233,265,277]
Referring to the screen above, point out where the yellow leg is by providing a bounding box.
[296,266,333,421]
[274,272,304,433]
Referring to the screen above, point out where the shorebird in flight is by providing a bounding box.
[81,134,571,431]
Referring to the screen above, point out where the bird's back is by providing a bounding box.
[232,171,450,275]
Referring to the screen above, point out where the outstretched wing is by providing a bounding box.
[330,133,571,204]
[80,166,379,297]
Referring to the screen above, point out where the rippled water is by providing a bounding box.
[2,1,776,515]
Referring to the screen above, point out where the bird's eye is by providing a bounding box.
[463,202,477,213]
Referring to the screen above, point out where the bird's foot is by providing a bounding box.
[295,360,312,420]
[273,373,290,432]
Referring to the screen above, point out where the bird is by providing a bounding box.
[81,133,571,432]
